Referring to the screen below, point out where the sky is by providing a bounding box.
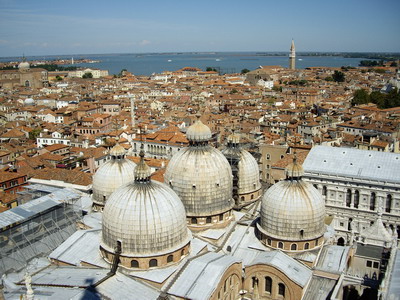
[0,0,399,57]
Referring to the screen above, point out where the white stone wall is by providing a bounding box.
[303,172,400,244]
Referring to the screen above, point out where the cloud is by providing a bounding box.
[139,40,151,46]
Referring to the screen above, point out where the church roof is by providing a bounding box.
[303,145,400,184]
[168,252,241,300]
[246,251,312,288]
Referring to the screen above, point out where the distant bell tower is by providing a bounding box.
[289,39,296,70]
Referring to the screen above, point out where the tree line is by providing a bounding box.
[352,88,400,109]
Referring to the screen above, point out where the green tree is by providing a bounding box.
[241,68,250,74]
[206,67,218,72]
[82,72,93,79]
[351,89,370,106]
[373,68,385,74]
[230,89,238,94]
[324,76,334,82]
[384,88,400,108]
[332,70,345,82]
[55,75,63,81]
[29,128,41,140]
[369,91,385,108]
[118,69,127,77]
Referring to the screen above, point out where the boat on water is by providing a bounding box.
[215,59,221,61]
[167,59,172,62]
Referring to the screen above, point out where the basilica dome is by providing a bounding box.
[18,59,30,71]
[164,117,234,228]
[258,157,326,251]
[222,133,261,207]
[100,148,190,269]
[92,144,136,211]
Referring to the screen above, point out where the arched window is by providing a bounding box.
[25,80,30,87]
[304,242,310,250]
[167,255,173,263]
[252,277,259,289]
[267,239,271,246]
[300,229,304,238]
[265,277,272,293]
[149,259,158,268]
[370,192,376,211]
[278,242,283,249]
[348,218,353,231]
[346,189,352,207]
[354,190,360,208]
[206,216,212,223]
[337,237,345,246]
[219,214,224,221]
[291,244,297,251]
[278,283,285,297]
[191,217,197,224]
[131,260,139,268]
[322,186,327,196]
[386,195,392,213]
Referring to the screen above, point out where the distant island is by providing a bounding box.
[254,52,400,61]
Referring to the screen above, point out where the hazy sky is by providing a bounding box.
[0,0,399,57]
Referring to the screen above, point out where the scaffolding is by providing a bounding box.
[0,188,83,276]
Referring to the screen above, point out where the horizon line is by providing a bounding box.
[1,50,400,60]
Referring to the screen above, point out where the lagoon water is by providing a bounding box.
[1,52,367,76]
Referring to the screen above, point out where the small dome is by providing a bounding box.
[18,60,30,70]
[227,133,240,145]
[109,143,126,157]
[222,146,261,195]
[260,178,325,242]
[24,98,35,105]
[134,147,152,181]
[186,118,212,142]
[285,161,304,178]
[101,172,190,258]
[237,150,261,194]
[92,148,136,210]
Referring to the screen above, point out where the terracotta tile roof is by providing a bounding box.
[43,143,70,152]
[38,152,65,162]
[0,190,17,204]
[272,150,309,169]
[30,168,92,186]
[0,128,26,138]
[0,171,26,182]
[127,156,168,169]
[151,168,165,183]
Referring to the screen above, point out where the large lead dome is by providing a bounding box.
[92,144,136,211]
[100,148,191,270]
[258,157,326,252]
[222,133,261,208]
[164,117,234,229]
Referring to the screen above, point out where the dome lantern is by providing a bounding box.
[285,153,304,180]
[186,115,212,145]
[134,144,151,182]
[101,143,191,270]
